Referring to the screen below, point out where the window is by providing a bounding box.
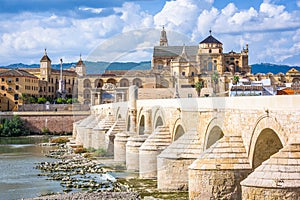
[208,62,213,71]
[16,78,19,82]
[14,94,19,100]
[209,49,212,53]
[16,85,19,90]
[182,72,186,76]
[1,86,4,90]
[1,78,4,82]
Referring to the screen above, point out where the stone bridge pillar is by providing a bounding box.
[128,85,137,133]
[189,135,252,200]
[125,85,148,171]
[241,135,300,200]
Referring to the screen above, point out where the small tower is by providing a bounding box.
[160,26,168,46]
[40,49,51,81]
[75,54,86,77]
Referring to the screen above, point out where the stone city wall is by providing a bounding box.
[0,111,90,134]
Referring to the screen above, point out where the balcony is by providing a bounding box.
[6,79,14,84]
[6,87,13,93]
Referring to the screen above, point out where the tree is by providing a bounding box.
[37,97,47,104]
[56,97,66,104]
[28,96,37,104]
[0,115,28,137]
[233,75,240,96]
[195,81,203,97]
[20,93,29,104]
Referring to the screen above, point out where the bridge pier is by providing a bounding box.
[241,140,300,200]
[75,115,96,147]
[92,114,115,150]
[157,130,203,190]
[139,125,171,179]
[126,135,148,171]
[188,135,252,199]
[114,132,130,162]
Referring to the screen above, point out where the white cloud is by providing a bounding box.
[0,0,300,66]
[154,0,212,34]
[229,7,258,25]
[221,3,237,16]
[79,7,103,14]
[114,2,154,32]
[259,2,285,17]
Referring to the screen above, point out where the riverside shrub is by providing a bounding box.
[0,115,28,137]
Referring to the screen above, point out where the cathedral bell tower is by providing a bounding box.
[40,49,51,81]
[160,26,168,46]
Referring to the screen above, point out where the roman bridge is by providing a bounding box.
[73,86,300,199]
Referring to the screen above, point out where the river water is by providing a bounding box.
[0,137,62,200]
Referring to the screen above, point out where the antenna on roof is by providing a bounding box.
[209,29,212,36]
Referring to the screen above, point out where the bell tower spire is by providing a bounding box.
[160,26,168,46]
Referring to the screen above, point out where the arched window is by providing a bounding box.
[133,78,143,88]
[120,79,129,87]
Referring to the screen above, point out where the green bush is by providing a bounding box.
[37,97,47,104]
[79,147,108,157]
[56,97,66,104]
[94,148,108,157]
[0,115,29,137]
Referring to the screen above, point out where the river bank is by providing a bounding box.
[32,139,188,200]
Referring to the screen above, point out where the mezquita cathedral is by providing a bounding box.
[76,27,300,105]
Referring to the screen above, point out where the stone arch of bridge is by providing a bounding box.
[248,115,288,168]
[138,115,145,135]
[153,107,166,129]
[172,119,185,141]
[203,117,225,151]
[126,112,130,132]
[252,128,283,169]
[115,107,121,121]
[136,107,145,135]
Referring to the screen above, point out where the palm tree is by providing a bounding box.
[233,75,239,96]
[195,81,203,97]
[19,93,28,111]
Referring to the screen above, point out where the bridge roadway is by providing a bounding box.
[73,89,300,199]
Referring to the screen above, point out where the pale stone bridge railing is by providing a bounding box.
[73,86,300,199]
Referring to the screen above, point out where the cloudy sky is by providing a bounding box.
[1,0,300,66]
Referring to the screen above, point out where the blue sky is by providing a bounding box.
[0,0,300,66]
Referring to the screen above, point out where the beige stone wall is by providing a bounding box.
[242,186,300,200]
[0,111,89,134]
[189,169,250,200]
[157,158,193,191]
